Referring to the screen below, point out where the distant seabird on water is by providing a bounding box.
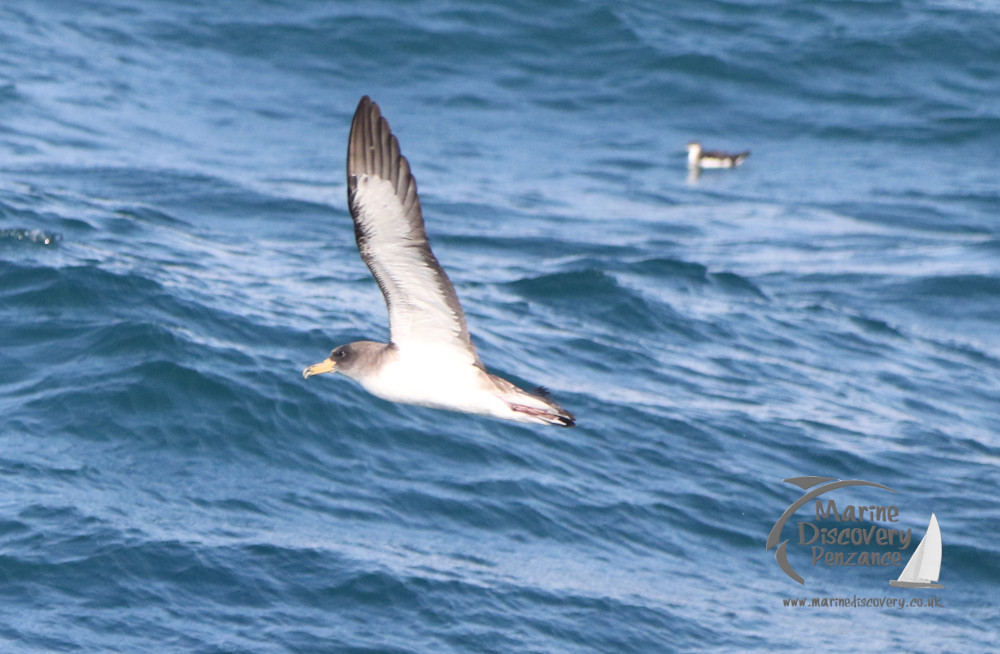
[686,141,750,170]
[303,96,575,427]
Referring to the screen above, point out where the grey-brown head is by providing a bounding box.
[302,341,389,382]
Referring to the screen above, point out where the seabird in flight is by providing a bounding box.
[303,96,575,427]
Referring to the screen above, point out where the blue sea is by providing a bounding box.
[2,0,999,651]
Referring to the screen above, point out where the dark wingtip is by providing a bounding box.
[536,387,575,426]
[555,411,576,427]
[353,96,375,125]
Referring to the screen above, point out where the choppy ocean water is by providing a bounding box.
[2,0,999,651]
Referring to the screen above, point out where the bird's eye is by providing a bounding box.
[332,349,346,359]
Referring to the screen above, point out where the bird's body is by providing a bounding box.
[303,96,574,428]
[686,141,749,169]
[358,345,557,422]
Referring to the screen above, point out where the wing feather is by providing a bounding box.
[346,96,480,364]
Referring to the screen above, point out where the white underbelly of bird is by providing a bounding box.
[355,350,536,423]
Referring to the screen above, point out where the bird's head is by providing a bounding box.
[302,341,386,381]
[685,141,703,168]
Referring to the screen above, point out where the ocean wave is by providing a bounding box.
[0,228,61,246]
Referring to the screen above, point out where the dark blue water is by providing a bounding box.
[3,1,999,651]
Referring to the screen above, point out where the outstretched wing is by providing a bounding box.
[346,96,480,364]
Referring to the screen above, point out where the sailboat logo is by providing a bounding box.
[890,513,944,589]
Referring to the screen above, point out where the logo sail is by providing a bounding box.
[890,513,944,589]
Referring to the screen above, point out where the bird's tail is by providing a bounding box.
[490,374,576,427]
[509,402,576,427]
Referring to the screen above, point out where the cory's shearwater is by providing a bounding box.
[303,96,575,427]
